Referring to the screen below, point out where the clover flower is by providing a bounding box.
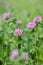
[10,49,19,59]
[14,28,23,36]
[26,22,36,29]
[33,16,42,22]
[21,52,29,60]
[16,20,22,24]
[2,12,10,20]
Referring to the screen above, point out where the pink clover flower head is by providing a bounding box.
[33,16,42,22]
[26,22,36,29]
[2,12,10,20]
[21,52,28,60]
[10,49,19,59]
[14,28,23,36]
[16,20,22,24]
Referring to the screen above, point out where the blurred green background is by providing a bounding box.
[0,0,43,20]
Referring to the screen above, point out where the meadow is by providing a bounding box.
[0,0,43,65]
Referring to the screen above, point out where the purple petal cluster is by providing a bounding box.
[10,49,19,59]
[2,12,10,20]
[14,28,23,36]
